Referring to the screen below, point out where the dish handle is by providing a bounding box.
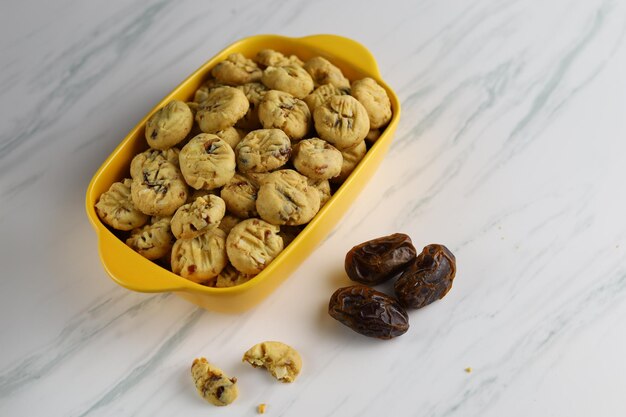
[297,34,381,78]
[98,230,188,293]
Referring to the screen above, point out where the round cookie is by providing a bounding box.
[236,82,268,130]
[171,195,226,240]
[145,100,193,150]
[261,65,314,99]
[211,53,262,85]
[313,95,369,149]
[96,178,148,231]
[131,159,188,216]
[226,218,283,274]
[130,148,180,180]
[307,178,331,207]
[196,86,249,133]
[171,228,228,283]
[304,83,348,113]
[332,140,367,183]
[292,138,342,180]
[220,173,261,219]
[215,264,255,288]
[235,129,291,173]
[351,77,392,129]
[255,49,304,68]
[125,216,174,260]
[303,56,350,90]
[256,169,321,226]
[179,134,236,190]
[258,90,311,140]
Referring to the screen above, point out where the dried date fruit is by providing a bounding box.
[345,233,417,285]
[328,285,409,339]
[394,244,456,309]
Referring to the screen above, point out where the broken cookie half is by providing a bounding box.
[191,357,238,406]
[242,341,302,383]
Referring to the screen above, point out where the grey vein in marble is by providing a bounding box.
[72,307,204,417]
[471,1,620,191]
[0,0,173,173]
[0,292,168,399]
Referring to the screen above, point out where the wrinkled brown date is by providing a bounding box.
[394,244,456,309]
[345,233,417,285]
[328,285,409,339]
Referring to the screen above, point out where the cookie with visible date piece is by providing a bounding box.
[256,169,320,226]
[96,178,148,230]
[179,134,236,190]
[313,95,369,150]
[191,357,238,406]
[145,100,193,150]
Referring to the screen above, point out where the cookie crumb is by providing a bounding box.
[258,403,267,414]
[464,367,472,373]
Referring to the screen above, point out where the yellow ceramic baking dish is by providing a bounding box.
[85,34,401,313]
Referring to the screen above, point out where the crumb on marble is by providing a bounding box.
[258,403,267,414]
[464,367,472,373]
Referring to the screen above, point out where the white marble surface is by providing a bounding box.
[2,0,626,415]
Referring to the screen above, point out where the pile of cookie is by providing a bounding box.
[95,49,393,287]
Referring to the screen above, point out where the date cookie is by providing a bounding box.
[211,53,262,85]
[196,86,249,133]
[242,341,302,383]
[191,358,238,406]
[220,173,260,219]
[256,169,320,226]
[226,218,283,274]
[145,100,193,150]
[332,140,366,183]
[313,95,369,149]
[131,159,188,216]
[235,82,268,130]
[215,264,254,288]
[125,216,174,260]
[303,83,348,113]
[130,148,180,180]
[258,90,311,140]
[303,56,350,90]
[351,77,392,129]
[171,228,228,283]
[171,195,226,240]
[261,65,314,99]
[292,138,342,180]
[235,129,291,173]
[255,49,303,68]
[179,134,236,190]
[96,178,148,230]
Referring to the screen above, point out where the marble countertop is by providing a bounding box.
[2,0,626,415]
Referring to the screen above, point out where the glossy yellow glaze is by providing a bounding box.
[85,34,401,313]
